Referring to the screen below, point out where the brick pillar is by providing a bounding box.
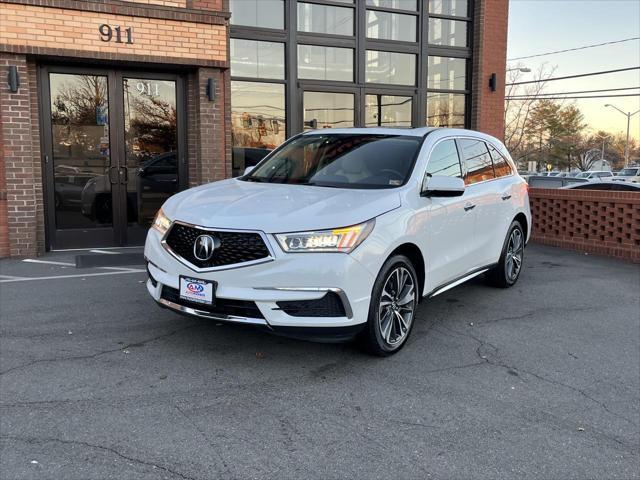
[188,67,231,187]
[0,54,41,257]
[470,0,509,140]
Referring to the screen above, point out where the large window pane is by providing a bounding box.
[428,56,466,90]
[365,94,412,127]
[366,10,416,42]
[366,0,417,10]
[428,18,468,47]
[459,138,495,185]
[426,92,466,128]
[229,0,284,29]
[429,0,469,17]
[231,81,286,176]
[231,39,284,79]
[303,92,354,130]
[297,2,354,36]
[426,140,462,178]
[366,50,416,85]
[298,45,353,81]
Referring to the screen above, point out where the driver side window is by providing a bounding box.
[426,140,462,178]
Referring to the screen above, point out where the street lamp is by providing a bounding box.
[604,104,640,167]
[595,133,611,160]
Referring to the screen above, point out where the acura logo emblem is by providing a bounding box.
[193,234,218,261]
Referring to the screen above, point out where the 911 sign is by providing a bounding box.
[99,24,133,44]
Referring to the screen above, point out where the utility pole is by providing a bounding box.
[605,105,640,167]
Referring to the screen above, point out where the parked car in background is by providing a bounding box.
[575,170,614,181]
[613,167,640,183]
[562,181,640,192]
[527,175,586,188]
[145,128,531,355]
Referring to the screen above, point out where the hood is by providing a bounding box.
[162,179,401,233]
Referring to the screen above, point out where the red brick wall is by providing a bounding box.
[0,54,40,257]
[529,188,640,262]
[471,0,509,140]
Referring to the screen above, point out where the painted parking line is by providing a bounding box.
[0,269,145,283]
[22,259,75,267]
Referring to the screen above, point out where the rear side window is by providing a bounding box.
[487,143,513,178]
[426,140,462,178]
[458,138,495,185]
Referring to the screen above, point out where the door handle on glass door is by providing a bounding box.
[464,202,476,211]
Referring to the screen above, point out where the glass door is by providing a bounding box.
[120,76,180,245]
[302,90,356,130]
[42,67,185,250]
[44,71,120,248]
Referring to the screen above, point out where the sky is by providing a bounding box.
[507,0,640,141]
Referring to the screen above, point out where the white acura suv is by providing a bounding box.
[145,128,530,355]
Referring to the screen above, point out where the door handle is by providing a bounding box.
[501,193,512,201]
[109,166,119,184]
[118,166,128,184]
[464,202,476,212]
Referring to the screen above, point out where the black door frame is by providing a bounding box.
[39,64,187,250]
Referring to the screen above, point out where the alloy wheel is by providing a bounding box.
[505,228,524,282]
[378,266,416,347]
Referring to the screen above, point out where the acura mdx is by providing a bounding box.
[145,128,530,355]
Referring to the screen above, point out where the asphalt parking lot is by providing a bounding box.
[1,244,638,479]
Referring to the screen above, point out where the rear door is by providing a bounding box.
[457,138,500,269]
[487,142,518,259]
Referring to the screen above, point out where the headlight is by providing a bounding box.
[276,219,375,253]
[152,208,172,235]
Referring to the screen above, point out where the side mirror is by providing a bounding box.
[421,175,466,197]
[243,166,254,176]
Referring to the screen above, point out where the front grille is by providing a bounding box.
[165,223,271,269]
[276,292,346,318]
[160,285,265,319]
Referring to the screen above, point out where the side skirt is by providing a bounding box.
[423,264,498,299]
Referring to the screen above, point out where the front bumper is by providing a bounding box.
[144,228,375,330]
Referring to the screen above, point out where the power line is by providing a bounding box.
[507,66,640,85]
[507,86,640,97]
[506,93,640,100]
[507,37,640,61]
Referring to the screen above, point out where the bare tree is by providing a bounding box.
[504,64,556,167]
[575,148,601,171]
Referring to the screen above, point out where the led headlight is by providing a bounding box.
[276,219,375,253]
[152,208,172,235]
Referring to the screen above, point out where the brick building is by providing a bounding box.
[0,0,508,257]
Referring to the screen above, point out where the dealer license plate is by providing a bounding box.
[179,276,215,305]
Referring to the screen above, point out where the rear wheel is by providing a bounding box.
[487,221,525,288]
[360,255,418,356]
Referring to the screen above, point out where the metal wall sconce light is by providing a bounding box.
[489,73,497,92]
[7,66,20,93]
[206,78,215,102]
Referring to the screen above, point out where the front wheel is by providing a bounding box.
[487,221,525,288]
[360,255,419,356]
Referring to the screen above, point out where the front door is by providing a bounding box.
[41,67,185,249]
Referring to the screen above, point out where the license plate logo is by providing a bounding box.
[179,277,214,305]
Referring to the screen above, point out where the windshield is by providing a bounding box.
[242,134,423,189]
[619,168,639,176]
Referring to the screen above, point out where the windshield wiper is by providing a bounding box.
[243,176,267,183]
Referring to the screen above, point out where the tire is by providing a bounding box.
[360,255,419,356]
[487,220,525,288]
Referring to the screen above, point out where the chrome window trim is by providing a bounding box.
[158,297,269,326]
[253,286,354,319]
[161,220,275,273]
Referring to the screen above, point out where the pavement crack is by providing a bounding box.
[438,324,639,428]
[3,435,197,480]
[0,324,199,376]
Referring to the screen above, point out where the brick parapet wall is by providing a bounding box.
[529,188,640,262]
[471,0,508,140]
